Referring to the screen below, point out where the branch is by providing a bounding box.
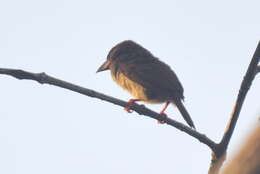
[0,68,217,150]
[208,41,260,174]
[219,41,260,153]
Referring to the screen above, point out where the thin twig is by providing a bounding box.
[208,41,260,174]
[219,41,260,154]
[0,68,217,151]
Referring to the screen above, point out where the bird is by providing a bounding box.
[96,40,195,129]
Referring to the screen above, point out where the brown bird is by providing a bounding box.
[97,40,195,129]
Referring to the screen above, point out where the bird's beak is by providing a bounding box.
[96,60,111,73]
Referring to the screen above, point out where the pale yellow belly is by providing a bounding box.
[111,72,162,103]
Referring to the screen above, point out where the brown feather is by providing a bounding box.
[99,40,195,128]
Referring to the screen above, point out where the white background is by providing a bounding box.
[0,0,260,173]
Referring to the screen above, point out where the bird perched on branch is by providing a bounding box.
[97,40,195,129]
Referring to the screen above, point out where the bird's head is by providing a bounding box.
[96,40,152,73]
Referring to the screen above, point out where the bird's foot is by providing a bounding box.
[124,99,141,113]
[157,112,168,124]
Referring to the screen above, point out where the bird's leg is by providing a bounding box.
[158,101,170,124]
[124,99,141,113]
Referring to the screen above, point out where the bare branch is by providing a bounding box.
[219,41,260,154]
[208,154,226,174]
[208,41,260,173]
[0,68,217,151]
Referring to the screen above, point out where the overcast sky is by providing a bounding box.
[0,0,260,173]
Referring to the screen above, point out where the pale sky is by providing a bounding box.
[0,0,260,173]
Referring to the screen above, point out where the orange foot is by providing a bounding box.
[124,99,141,113]
[157,112,168,124]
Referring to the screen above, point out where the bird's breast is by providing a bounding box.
[111,72,161,103]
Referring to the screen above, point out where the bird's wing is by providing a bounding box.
[118,59,184,99]
[118,58,195,128]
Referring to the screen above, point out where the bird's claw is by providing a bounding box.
[124,106,133,113]
[124,99,140,113]
[157,112,168,124]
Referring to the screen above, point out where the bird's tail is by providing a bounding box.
[174,99,196,129]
